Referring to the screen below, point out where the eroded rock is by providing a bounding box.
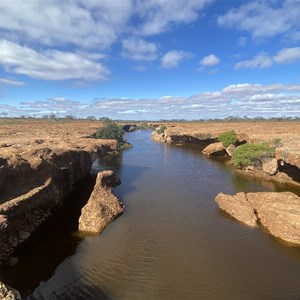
[262,158,278,175]
[78,171,124,234]
[215,191,300,246]
[215,192,257,227]
[202,142,226,156]
[0,122,118,266]
[226,144,236,157]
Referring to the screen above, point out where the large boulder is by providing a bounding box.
[225,144,236,157]
[202,142,226,156]
[215,191,300,246]
[0,282,21,300]
[262,158,278,175]
[215,192,257,227]
[78,170,124,234]
[151,131,165,142]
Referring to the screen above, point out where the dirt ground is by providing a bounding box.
[0,119,299,151]
[164,121,300,151]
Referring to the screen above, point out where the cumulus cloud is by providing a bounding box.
[135,0,213,35]
[0,0,133,50]
[0,39,109,81]
[217,0,300,40]
[235,47,300,69]
[0,77,26,86]
[5,83,300,119]
[235,53,273,69]
[161,51,192,68]
[273,47,300,64]
[0,0,213,49]
[121,38,158,61]
[200,54,220,67]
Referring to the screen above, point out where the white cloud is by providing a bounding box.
[235,53,273,69]
[0,77,26,86]
[273,47,300,64]
[6,83,300,119]
[161,51,192,68]
[200,54,220,67]
[0,0,133,49]
[0,39,109,81]
[135,0,213,35]
[235,47,300,70]
[121,38,158,61]
[0,0,214,49]
[217,0,300,40]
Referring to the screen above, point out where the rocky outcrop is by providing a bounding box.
[215,192,257,227]
[0,121,118,266]
[262,158,278,175]
[151,131,165,142]
[202,142,226,156]
[216,191,300,246]
[0,282,21,300]
[123,124,137,132]
[275,148,300,170]
[78,171,124,234]
[153,124,300,186]
[225,144,236,157]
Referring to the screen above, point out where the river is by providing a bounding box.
[3,130,300,299]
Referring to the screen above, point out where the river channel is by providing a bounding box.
[3,130,300,299]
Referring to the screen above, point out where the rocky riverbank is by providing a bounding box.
[152,122,300,187]
[0,120,118,266]
[215,191,300,246]
[79,170,124,234]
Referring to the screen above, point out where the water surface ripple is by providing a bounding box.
[23,130,300,299]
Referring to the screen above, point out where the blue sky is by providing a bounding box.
[0,0,299,120]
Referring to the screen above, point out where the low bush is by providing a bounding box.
[156,125,167,134]
[95,119,125,146]
[232,142,274,167]
[218,130,238,147]
[138,122,149,130]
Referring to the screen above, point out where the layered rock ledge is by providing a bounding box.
[0,120,117,266]
[78,170,124,234]
[151,121,300,186]
[215,191,300,246]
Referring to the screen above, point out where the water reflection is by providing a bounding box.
[2,130,300,299]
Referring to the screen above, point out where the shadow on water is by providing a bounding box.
[1,175,96,297]
[2,141,149,299]
[2,130,300,299]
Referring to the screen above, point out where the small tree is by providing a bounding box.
[95,119,124,145]
[232,142,274,168]
[218,130,238,147]
[156,125,167,134]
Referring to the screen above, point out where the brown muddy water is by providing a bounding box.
[2,130,300,299]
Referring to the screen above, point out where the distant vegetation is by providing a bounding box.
[232,142,274,168]
[156,125,167,134]
[1,114,299,122]
[95,119,131,150]
[138,122,149,130]
[218,130,238,147]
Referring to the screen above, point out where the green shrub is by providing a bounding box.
[95,119,125,145]
[218,130,238,147]
[232,142,274,167]
[156,125,167,134]
[138,122,149,130]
